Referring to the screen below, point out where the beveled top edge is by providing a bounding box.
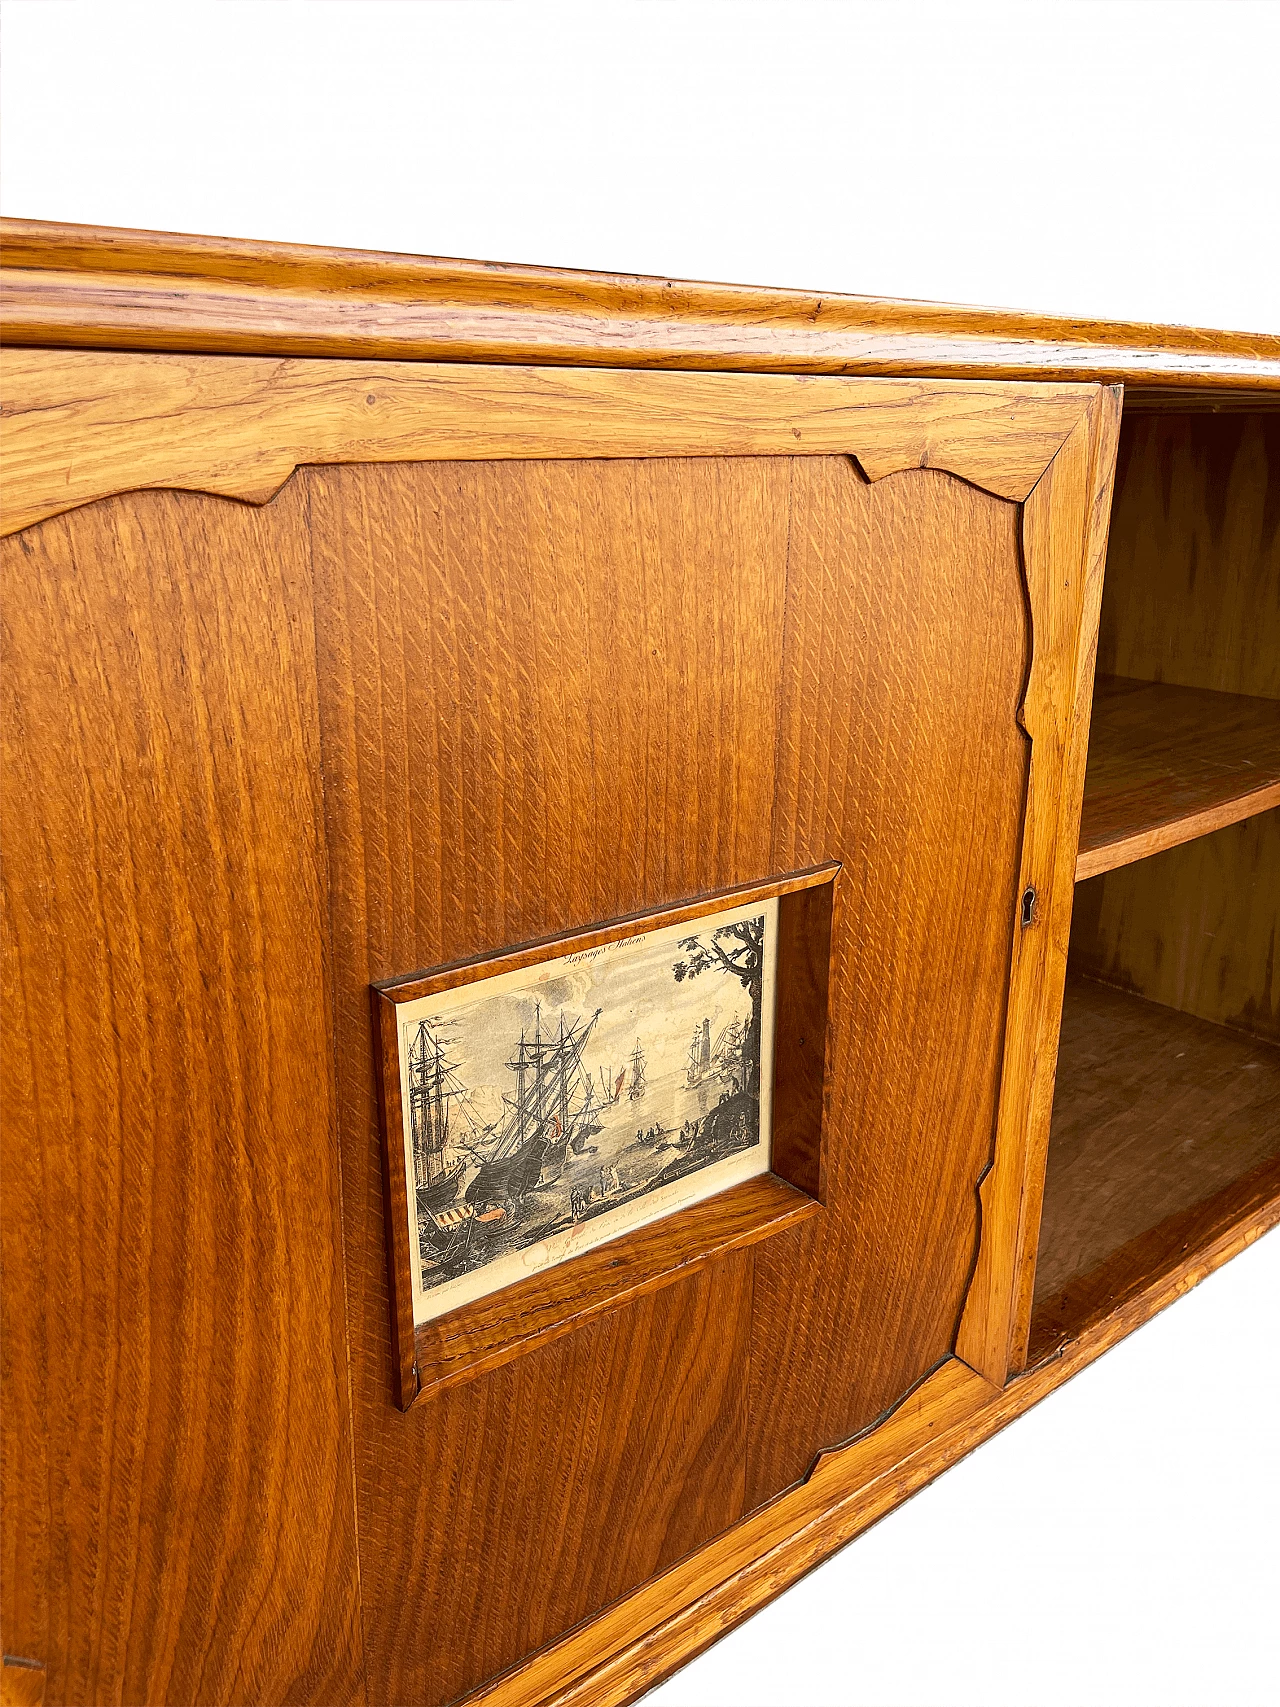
[3,216,1279,391]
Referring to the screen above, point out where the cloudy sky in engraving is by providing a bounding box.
[403,912,761,1130]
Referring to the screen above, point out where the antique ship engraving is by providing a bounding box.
[397,897,778,1324]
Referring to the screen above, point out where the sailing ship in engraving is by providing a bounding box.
[469,1005,602,1201]
[685,1015,744,1092]
[598,1063,626,1105]
[407,1020,472,1213]
[686,1018,712,1086]
[399,899,777,1323]
[626,1037,648,1101]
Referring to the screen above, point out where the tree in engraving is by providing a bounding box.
[672,915,765,1097]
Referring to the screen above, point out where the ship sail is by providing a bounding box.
[627,1037,647,1101]
[467,1004,602,1207]
[570,1078,603,1153]
[686,1016,714,1086]
[712,1015,744,1088]
[407,1019,475,1214]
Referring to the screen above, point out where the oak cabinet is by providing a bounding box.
[1,221,1276,1707]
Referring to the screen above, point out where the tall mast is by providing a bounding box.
[532,1001,545,1138]
[558,1015,570,1133]
[516,1030,527,1152]
[432,1032,447,1181]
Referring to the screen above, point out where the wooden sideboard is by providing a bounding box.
[2,221,1277,1707]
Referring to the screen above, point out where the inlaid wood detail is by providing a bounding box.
[298,444,1062,1700]
[375,868,835,1409]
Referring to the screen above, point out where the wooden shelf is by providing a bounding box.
[1076,675,1280,881]
[1031,975,1280,1358]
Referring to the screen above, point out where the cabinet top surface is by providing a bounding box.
[3,217,1279,397]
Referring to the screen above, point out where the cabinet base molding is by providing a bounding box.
[470,1189,1280,1707]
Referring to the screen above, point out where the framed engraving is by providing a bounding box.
[374,866,836,1407]
[397,894,776,1327]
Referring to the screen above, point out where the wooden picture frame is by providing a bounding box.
[373,865,836,1408]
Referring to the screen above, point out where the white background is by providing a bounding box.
[3,5,1277,1704]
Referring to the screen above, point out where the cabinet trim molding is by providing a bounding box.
[958,385,1125,1382]
[0,349,1096,536]
[3,216,1279,393]
[464,1174,1279,1707]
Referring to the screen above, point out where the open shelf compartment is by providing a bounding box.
[1031,406,1280,1367]
[1030,975,1280,1361]
[1076,675,1280,881]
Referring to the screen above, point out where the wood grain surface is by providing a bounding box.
[411,1176,817,1407]
[3,358,1107,1706]
[0,348,1096,535]
[743,455,1035,1497]
[375,864,838,1007]
[770,876,837,1202]
[0,491,367,1706]
[309,455,791,1707]
[957,389,1124,1382]
[4,217,1279,391]
[1029,1153,1280,1364]
[462,1357,1001,1707]
[299,444,1054,1701]
[1035,975,1280,1303]
[1076,676,1280,878]
[1071,810,1279,1045]
[1097,413,1280,700]
[465,1156,1280,1707]
[0,1659,46,1707]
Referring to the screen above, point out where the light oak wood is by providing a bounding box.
[957,388,1124,1384]
[1076,676,1280,879]
[1071,809,1279,1046]
[4,217,1280,392]
[1034,975,1280,1305]
[0,347,1097,536]
[1097,413,1280,700]
[1029,1153,1280,1364]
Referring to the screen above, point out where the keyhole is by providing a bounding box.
[1020,886,1037,927]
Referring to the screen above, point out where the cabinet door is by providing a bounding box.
[2,354,1120,1707]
